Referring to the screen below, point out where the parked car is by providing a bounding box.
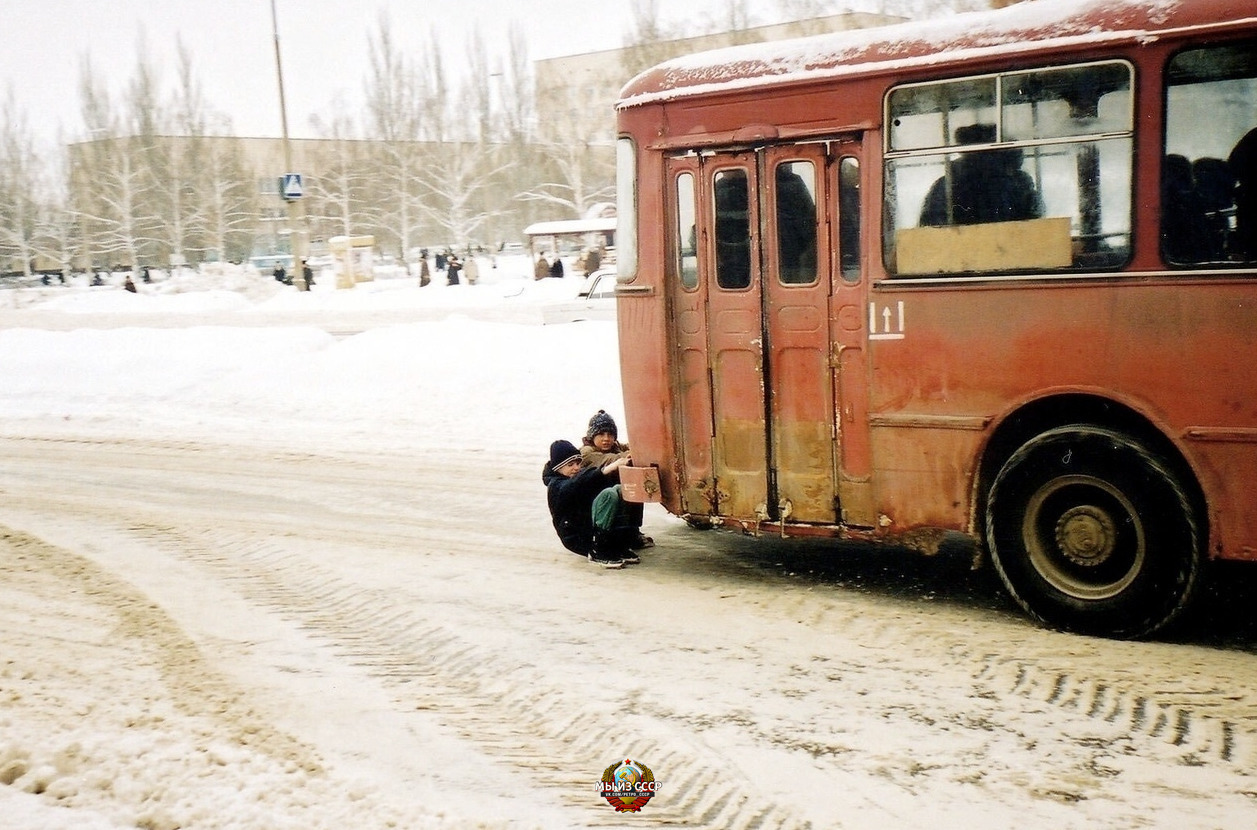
[249,253,293,272]
[540,268,618,324]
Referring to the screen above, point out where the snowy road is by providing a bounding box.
[3,433,1257,829]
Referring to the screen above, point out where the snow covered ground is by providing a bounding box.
[0,256,623,455]
[0,259,625,829]
[2,261,1256,830]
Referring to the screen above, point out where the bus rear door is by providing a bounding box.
[762,145,838,524]
[665,143,851,525]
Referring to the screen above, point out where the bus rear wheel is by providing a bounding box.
[985,426,1200,639]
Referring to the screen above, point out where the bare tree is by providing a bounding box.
[416,27,451,144]
[465,29,495,146]
[72,59,155,270]
[199,115,256,263]
[775,0,831,19]
[307,104,371,241]
[498,24,534,146]
[36,148,82,279]
[715,0,758,31]
[159,40,212,267]
[0,89,45,276]
[122,33,169,267]
[621,0,690,79]
[363,13,428,257]
[516,127,615,221]
[420,141,513,246]
[473,25,542,245]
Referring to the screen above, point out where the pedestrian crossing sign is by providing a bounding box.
[280,173,303,200]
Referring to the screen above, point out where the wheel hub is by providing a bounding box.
[1054,505,1116,567]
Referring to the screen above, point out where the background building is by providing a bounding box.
[535,12,903,147]
[61,12,906,272]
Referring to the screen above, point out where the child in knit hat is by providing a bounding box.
[542,438,638,568]
[579,410,653,551]
[580,409,630,468]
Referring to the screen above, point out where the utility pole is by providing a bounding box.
[271,0,309,289]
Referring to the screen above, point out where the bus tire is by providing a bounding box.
[985,425,1201,639]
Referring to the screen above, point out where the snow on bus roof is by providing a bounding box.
[616,0,1215,109]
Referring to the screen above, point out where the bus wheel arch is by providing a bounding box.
[974,394,1206,542]
[984,423,1202,639]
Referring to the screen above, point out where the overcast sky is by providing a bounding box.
[2,0,786,146]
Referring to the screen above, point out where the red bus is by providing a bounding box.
[612,0,1257,638]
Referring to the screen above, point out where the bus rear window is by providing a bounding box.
[713,169,752,289]
[884,61,1133,277]
[674,171,698,290]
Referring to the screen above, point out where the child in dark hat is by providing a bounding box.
[542,437,642,568]
[580,410,653,551]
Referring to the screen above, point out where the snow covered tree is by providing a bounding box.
[198,118,257,264]
[515,125,615,223]
[419,140,513,248]
[36,149,82,279]
[71,59,155,271]
[620,0,690,79]
[0,89,46,276]
[497,24,535,147]
[363,13,428,257]
[307,104,372,241]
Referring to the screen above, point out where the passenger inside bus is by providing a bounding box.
[714,170,752,289]
[1161,154,1211,263]
[1161,128,1257,265]
[775,163,818,283]
[1192,156,1235,261]
[1230,127,1257,261]
[918,124,1044,227]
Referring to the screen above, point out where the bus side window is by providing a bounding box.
[714,169,751,289]
[1164,41,1257,266]
[674,171,699,289]
[839,156,861,282]
[884,61,1133,276]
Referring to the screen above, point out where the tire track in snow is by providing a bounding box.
[5,434,1257,816]
[121,519,816,830]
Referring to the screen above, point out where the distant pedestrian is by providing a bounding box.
[549,256,565,279]
[123,275,137,293]
[583,246,602,276]
[534,253,550,280]
[446,253,462,285]
[419,256,431,287]
[463,255,479,285]
[303,259,315,288]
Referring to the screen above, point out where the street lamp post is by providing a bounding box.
[270,0,308,289]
